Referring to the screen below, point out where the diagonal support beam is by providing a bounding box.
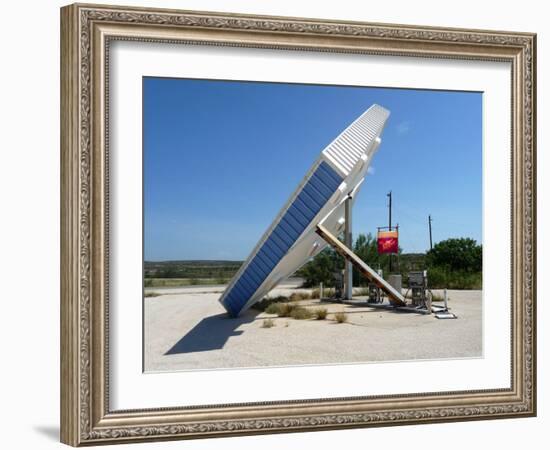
[315,224,407,306]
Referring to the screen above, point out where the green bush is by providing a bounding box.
[298,247,344,287]
[427,238,482,272]
[428,267,482,289]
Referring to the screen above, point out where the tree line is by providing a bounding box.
[298,233,482,289]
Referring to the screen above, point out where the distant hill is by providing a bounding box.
[144,260,243,279]
[145,260,243,265]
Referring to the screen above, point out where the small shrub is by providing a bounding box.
[314,308,328,320]
[144,292,160,298]
[290,306,313,320]
[333,311,348,323]
[289,292,311,302]
[258,302,296,317]
[311,287,335,299]
[277,303,297,317]
[265,303,283,314]
[427,267,482,289]
[261,319,275,328]
[252,295,289,312]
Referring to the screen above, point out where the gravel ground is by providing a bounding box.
[144,288,482,372]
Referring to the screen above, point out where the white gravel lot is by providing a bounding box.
[144,286,482,372]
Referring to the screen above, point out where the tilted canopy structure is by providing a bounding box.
[219,104,391,317]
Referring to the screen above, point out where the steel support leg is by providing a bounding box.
[344,196,353,300]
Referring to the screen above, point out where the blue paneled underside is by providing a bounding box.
[222,161,343,316]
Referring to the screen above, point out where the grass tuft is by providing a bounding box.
[253,295,289,312]
[290,306,313,320]
[262,302,313,320]
[277,303,296,317]
[261,318,275,328]
[314,308,328,320]
[289,292,311,302]
[333,311,348,323]
[265,303,282,314]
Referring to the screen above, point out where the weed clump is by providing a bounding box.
[333,311,348,323]
[314,308,328,320]
[290,307,313,320]
[289,292,311,302]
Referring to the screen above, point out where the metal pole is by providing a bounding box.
[388,191,392,230]
[428,214,433,250]
[388,191,393,273]
[344,195,353,300]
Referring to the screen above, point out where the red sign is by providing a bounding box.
[377,230,398,254]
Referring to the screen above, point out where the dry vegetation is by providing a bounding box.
[314,308,328,320]
[261,318,275,328]
[333,311,348,323]
[290,307,313,320]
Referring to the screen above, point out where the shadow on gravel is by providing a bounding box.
[165,310,259,355]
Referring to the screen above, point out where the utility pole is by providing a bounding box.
[388,191,392,230]
[428,214,433,250]
[387,191,393,273]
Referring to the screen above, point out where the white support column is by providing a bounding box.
[344,195,353,300]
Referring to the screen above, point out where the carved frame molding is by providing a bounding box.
[60,3,536,446]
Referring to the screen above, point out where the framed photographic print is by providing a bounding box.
[60,3,537,446]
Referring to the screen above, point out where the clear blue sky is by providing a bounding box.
[143,77,482,261]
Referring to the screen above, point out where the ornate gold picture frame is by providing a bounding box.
[60,3,536,446]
